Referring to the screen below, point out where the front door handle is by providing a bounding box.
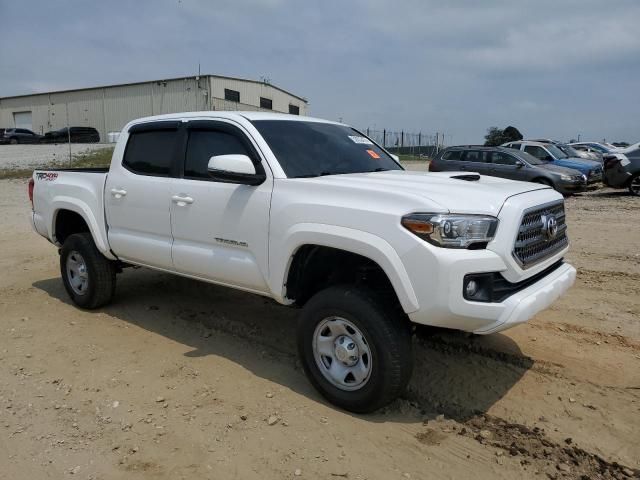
[110,188,127,198]
[171,194,194,206]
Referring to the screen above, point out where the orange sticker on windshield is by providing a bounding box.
[366,149,381,159]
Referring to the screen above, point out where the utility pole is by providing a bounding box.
[66,103,72,162]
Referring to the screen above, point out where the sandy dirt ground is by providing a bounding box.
[1,174,638,480]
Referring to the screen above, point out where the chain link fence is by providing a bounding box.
[360,128,451,159]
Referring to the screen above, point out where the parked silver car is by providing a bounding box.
[558,143,602,163]
[528,139,602,162]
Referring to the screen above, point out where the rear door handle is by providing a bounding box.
[171,194,194,206]
[110,188,127,198]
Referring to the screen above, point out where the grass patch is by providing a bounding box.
[0,147,114,180]
[398,154,430,162]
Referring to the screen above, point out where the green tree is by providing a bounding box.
[484,127,505,146]
[503,126,523,143]
[484,126,523,146]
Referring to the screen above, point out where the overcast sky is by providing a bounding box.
[1,0,638,143]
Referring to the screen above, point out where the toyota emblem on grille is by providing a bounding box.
[541,214,558,240]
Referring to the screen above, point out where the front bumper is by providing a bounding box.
[555,180,587,194]
[406,252,576,334]
[471,262,575,334]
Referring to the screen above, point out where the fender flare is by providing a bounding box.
[270,223,419,313]
[50,197,116,260]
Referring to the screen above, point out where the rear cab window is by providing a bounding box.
[123,123,180,176]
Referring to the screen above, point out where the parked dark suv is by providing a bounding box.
[602,143,640,196]
[43,126,100,144]
[0,128,43,144]
[430,146,587,194]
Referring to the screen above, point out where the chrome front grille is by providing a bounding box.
[513,200,568,269]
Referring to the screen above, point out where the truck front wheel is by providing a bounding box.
[60,233,116,309]
[297,285,413,413]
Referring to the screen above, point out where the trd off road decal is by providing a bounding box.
[35,172,59,181]
[215,237,248,248]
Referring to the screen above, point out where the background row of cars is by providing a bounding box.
[431,139,640,196]
[0,127,100,144]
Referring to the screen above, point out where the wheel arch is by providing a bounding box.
[271,224,419,313]
[50,200,115,260]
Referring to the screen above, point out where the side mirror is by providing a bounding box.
[391,154,400,162]
[514,161,524,168]
[207,154,265,186]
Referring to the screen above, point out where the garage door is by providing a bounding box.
[13,111,33,130]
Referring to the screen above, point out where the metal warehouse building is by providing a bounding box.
[0,75,308,141]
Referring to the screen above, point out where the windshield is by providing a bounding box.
[558,144,580,157]
[252,120,402,178]
[545,144,568,159]
[589,143,610,153]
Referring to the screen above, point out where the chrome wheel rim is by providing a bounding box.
[630,177,640,195]
[66,251,89,295]
[312,316,372,391]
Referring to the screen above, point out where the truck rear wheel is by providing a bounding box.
[297,285,412,413]
[60,233,116,309]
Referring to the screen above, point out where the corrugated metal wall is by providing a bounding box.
[0,76,307,142]
[209,77,307,115]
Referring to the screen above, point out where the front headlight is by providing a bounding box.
[401,213,499,248]
[560,174,573,181]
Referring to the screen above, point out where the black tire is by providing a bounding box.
[60,233,116,309]
[297,285,413,413]
[9,138,18,145]
[628,173,640,197]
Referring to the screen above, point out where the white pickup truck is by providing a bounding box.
[29,112,576,412]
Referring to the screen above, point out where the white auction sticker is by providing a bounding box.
[348,135,373,145]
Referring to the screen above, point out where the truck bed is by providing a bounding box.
[31,167,112,258]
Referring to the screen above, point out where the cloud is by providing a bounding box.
[0,0,638,143]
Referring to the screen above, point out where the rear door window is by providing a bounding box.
[123,130,179,176]
[490,152,517,165]
[524,145,549,160]
[441,150,462,161]
[462,150,485,162]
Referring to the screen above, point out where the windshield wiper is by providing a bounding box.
[369,167,390,172]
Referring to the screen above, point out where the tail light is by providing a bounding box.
[28,178,35,209]
[428,161,440,172]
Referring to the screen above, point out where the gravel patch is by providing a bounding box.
[0,143,113,171]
